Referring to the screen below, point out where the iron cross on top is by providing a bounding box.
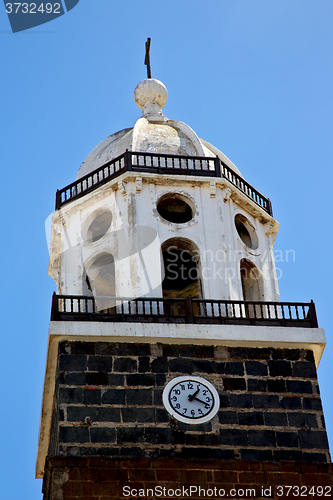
[144,37,152,79]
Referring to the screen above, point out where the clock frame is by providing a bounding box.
[162,376,220,424]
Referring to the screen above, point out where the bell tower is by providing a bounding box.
[38,75,332,499]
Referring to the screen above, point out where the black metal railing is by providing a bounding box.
[51,293,317,328]
[220,162,272,215]
[55,151,272,216]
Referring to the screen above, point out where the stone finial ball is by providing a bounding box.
[134,79,168,110]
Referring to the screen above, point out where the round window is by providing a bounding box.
[157,194,194,224]
[85,210,112,243]
[235,214,258,250]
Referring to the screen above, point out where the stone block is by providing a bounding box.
[298,430,329,450]
[222,377,246,391]
[252,394,280,409]
[169,358,193,374]
[67,406,98,422]
[87,356,112,372]
[276,431,299,448]
[229,394,252,408]
[224,362,244,376]
[137,408,156,423]
[113,343,150,356]
[301,452,329,463]
[86,372,108,386]
[121,408,138,423]
[152,388,163,405]
[126,388,153,405]
[102,389,125,405]
[238,411,264,426]
[227,347,249,359]
[267,379,287,392]
[264,412,288,427]
[97,408,121,422]
[247,378,267,392]
[248,429,276,447]
[218,394,230,407]
[245,361,268,376]
[83,388,101,405]
[58,340,71,354]
[121,408,156,423]
[268,360,292,377]
[70,341,96,355]
[287,380,313,394]
[144,428,172,444]
[220,428,247,446]
[62,372,86,385]
[163,344,214,358]
[138,356,151,373]
[114,357,137,373]
[288,412,318,429]
[192,360,215,373]
[155,374,166,386]
[274,449,303,462]
[246,348,271,360]
[117,427,145,444]
[212,361,225,374]
[302,397,322,411]
[59,426,89,443]
[218,411,238,425]
[156,408,170,423]
[126,374,155,386]
[108,374,125,386]
[292,361,317,379]
[272,349,300,361]
[185,433,220,447]
[90,427,116,443]
[240,449,273,461]
[59,387,83,404]
[151,357,168,373]
[172,430,185,444]
[281,396,302,409]
[59,354,87,372]
[119,447,144,457]
[94,342,118,355]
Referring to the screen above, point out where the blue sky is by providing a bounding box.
[1,1,333,498]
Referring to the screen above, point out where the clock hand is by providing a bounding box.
[188,388,200,402]
[192,396,210,406]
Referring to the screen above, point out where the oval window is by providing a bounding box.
[235,214,258,250]
[157,194,193,224]
[86,210,112,243]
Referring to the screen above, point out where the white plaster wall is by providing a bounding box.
[50,175,280,302]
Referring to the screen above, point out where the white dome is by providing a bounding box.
[76,79,243,180]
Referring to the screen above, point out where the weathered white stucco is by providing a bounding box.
[49,172,279,303]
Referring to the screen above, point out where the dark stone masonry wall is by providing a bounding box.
[42,457,333,500]
[49,341,331,463]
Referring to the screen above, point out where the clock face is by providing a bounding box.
[162,376,220,424]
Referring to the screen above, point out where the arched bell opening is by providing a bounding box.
[240,258,264,318]
[161,238,202,300]
[86,253,116,312]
